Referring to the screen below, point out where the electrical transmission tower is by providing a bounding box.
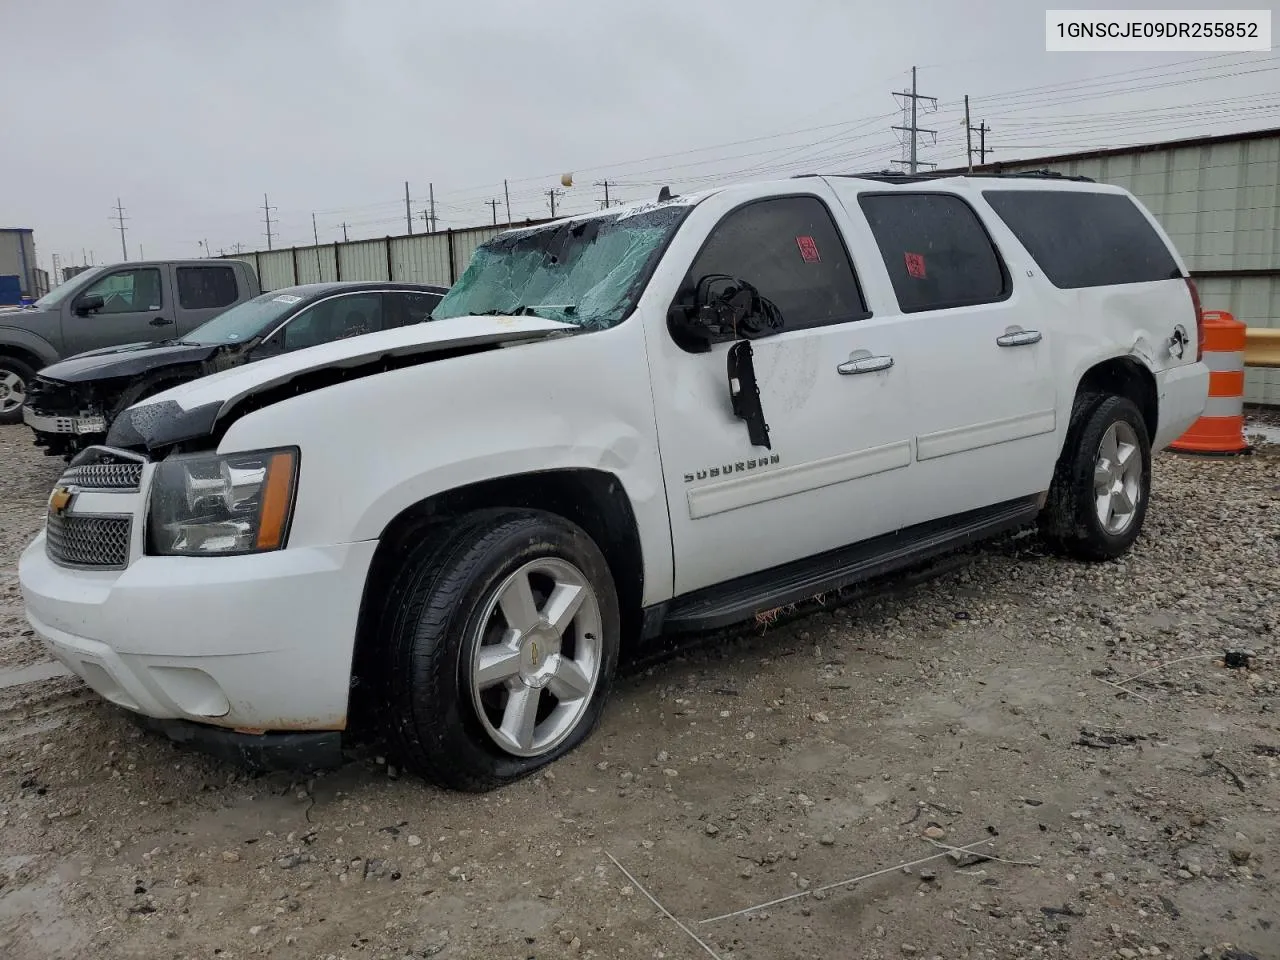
[891,67,937,173]
[112,198,129,261]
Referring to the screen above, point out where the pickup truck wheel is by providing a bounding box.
[1040,394,1151,561]
[380,510,620,791]
[0,357,34,425]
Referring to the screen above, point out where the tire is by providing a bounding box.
[377,509,621,791]
[1040,393,1152,561]
[0,356,35,426]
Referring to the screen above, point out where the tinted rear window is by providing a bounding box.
[982,190,1181,289]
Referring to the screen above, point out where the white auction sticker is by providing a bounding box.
[1047,10,1271,51]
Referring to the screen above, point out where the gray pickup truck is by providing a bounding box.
[0,259,260,423]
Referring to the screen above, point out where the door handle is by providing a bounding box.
[837,354,894,375]
[996,329,1041,347]
[149,316,173,327]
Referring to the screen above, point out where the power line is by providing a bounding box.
[111,198,129,262]
[594,179,619,208]
[485,198,501,224]
[546,187,564,218]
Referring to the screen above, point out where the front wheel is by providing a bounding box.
[1040,394,1152,561]
[378,510,620,791]
[0,357,35,425]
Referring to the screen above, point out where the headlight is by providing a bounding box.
[147,447,299,556]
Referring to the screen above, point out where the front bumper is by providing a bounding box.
[23,405,106,436]
[132,714,343,772]
[19,531,379,733]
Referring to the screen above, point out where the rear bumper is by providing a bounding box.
[132,713,344,772]
[1153,361,1210,451]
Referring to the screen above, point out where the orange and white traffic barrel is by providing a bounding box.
[1170,309,1248,455]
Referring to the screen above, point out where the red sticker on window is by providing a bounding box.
[904,252,926,278]
[796,236,821,263]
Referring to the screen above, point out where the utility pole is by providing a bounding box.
[594,180,618,209]
[965,95,973,172]
[891,66,937,173]
[311,213,323,275]
[546,188,564,218]
[974,120,991,164]
[112,198,129,261]
[428,183,436,232]
[139,244,144,259]
[340,222,349,242]
[485,199,501,225]
[503,179,511,226]
[405,181,413,235]
[232,242,245,254]
[263,194,276,251]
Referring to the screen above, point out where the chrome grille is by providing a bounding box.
[46,513,132,569]
[59,461,144,491]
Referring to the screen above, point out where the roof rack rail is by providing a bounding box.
[791,169,1096,184]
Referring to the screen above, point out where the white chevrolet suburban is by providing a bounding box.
[19,171,1209,791]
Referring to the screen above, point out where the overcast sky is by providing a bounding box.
[5,0,1278,270]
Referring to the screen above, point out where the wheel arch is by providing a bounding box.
[346,468,646,722]
[1072,355,1158,441]
[0,345,45,375]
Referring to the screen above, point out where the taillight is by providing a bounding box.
[1184,276,1204,362]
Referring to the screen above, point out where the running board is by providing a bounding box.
[655,495,1042,634]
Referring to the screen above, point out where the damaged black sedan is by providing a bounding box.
[23,280,447,458]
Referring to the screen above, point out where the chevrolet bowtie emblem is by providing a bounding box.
[48,487,73,515]
[530,640,539,667]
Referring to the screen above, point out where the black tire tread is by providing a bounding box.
[0,356,36,426]
[376,509,618,791]
[1040,392,1150,562]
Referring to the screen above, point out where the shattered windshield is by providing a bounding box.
[430,200,694,330]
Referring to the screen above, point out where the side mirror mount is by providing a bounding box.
[249,333,284,359]
[667,275,782,352]
[75,294,105,317]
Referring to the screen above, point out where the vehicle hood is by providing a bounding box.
[37,341,221,384]
[0,305,53,327]
[106,315,578,452]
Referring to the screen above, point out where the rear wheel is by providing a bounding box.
[377,510,620,791]
[1040,393,1151,561]
[0,357,34,425]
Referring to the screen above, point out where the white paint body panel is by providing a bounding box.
[18,174,1209,731]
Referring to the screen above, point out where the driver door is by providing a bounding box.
[63,266,171,352]
[645,191,918,597]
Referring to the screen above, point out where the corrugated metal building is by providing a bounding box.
[956,128,1280,406]
[0,228,39,299]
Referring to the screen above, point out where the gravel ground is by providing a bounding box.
[0,422,1277,960]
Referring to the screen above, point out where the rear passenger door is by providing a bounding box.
[854,191,1059,524]
[173,264,244,335]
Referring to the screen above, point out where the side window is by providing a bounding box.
[177,266,239,310]
[982,189,1181,289]
[79,268,163,315]
[281,293,385,352]
[674,196,868,340]
[857,193,1008,313]
[385,291,441,327]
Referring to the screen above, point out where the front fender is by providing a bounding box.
[0,326,60,367]
[215,321,676,606]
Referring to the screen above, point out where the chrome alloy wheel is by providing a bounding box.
[1093,420,1142,535]
[0,369,25,415]
[468,557,603,758]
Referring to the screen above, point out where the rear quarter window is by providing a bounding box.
[981,190,1181,289]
